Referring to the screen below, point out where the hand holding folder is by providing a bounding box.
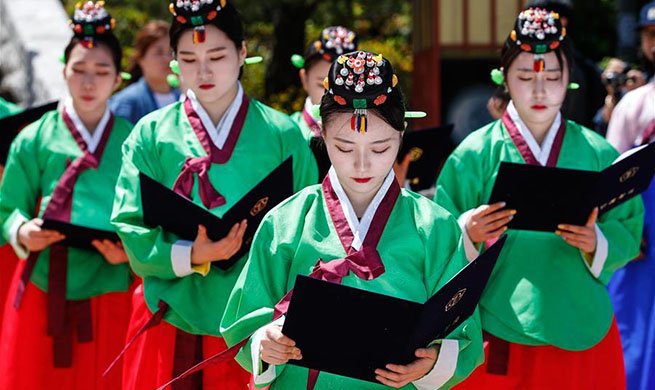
[280,236,506,383]
[139,157,294,270]
[488,143,655,232]
[40,218,120,252]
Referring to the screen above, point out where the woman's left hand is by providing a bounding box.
[374,345,439,388]
[92,239,129,265]
[556,207,598,257]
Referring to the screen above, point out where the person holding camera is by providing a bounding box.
[593,58,646,136]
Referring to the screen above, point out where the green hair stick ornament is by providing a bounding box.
[291,54,305,69]
[491,68,504,85]
[405,111,427,119]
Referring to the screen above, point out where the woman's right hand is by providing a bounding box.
[17,218,65,252]
[465,202,516,244]
[190,221,247,265]
[260,323,302,365]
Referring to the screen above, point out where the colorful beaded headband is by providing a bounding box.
[324,51,398,134]
[292,26,358,69]
[169,0,228,44]
[69,1,116,49]
[508,8,566,72]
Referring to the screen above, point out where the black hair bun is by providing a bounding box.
[69,1,116,46]
[508,8,566,54]
[325,50,398,109]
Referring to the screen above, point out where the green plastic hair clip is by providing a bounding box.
[311,104,321,119]
[121,72,132,81]
[167,74,180,88]
[491,68,504,86]
[291,54,305,69]
[404,111,427,119]
[568,82,580,90]
[59,53,66,64]
[169,59,181,75]
[244,56,263,65]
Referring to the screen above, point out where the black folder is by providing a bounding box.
[488,143,655,232]
[0,101,59,163]
[139,157,294,270]
[281,235,506,383]
[41,218,119,252]
[309,136,331,182]
[397,124,455,191]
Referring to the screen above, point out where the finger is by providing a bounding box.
[481,209,516,225]
[236,220,248,239]
[483,216,514,232]
[33,218,44,227]
[30,230,63,238]
[226,222,241,239]
[375,368,406,382]
[384,364,410,375]
[273,333,296,347]
[195,225,208,242]
[557,224,589,235]
[415,347,438,360]
[586,207,599,227]
[261,343,299,359]
[260,352,290,366]
[262,340,300,355]
[556,230,593,241]
[482,226,508,240]
[478,202,507,217]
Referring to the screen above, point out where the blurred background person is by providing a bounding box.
[593,58,646,136]
[110,20,179,124]
[605,4,655,390]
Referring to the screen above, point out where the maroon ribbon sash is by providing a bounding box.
[302,107,321,138]
[501,110,566,168]
[157,173,401,390]
[172,94,249,209]
[13,108,114,367]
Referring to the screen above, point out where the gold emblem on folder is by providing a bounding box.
[620,167,639,183]
[408,147,424,162]
[250,197,269,216]
[445,288,467,312]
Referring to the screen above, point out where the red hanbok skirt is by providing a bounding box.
[121,284,250,390]
[454,318,626,390]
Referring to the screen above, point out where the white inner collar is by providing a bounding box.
[303,96,318,121]
[507,100,562,166]
[187,82,244,149]
[64,98,110,154]
[328,166,396,250]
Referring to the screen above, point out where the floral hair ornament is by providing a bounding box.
[508,8,566,73]
[169,0,228,44]
[69,1,116,49]
[324,51,399,135]
[291,26,358,69]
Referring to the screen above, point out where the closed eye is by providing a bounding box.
[336,146,353,153]
[372,147,390,154]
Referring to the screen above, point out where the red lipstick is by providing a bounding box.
[531,104,547,110]
[353,177,372,183]
[199,84,215,90]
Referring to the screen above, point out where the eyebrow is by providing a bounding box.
[71,61,112,67]
[334,136,393,144]
[517,68,562,73]
[178,46,227,55]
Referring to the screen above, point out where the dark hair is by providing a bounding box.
[169,2,244,53]
[500,37,574,82]
[64,35,122,74]
[127,20,170,83]
[320,86,406,132]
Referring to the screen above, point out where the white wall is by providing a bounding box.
[0,0,71,106]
